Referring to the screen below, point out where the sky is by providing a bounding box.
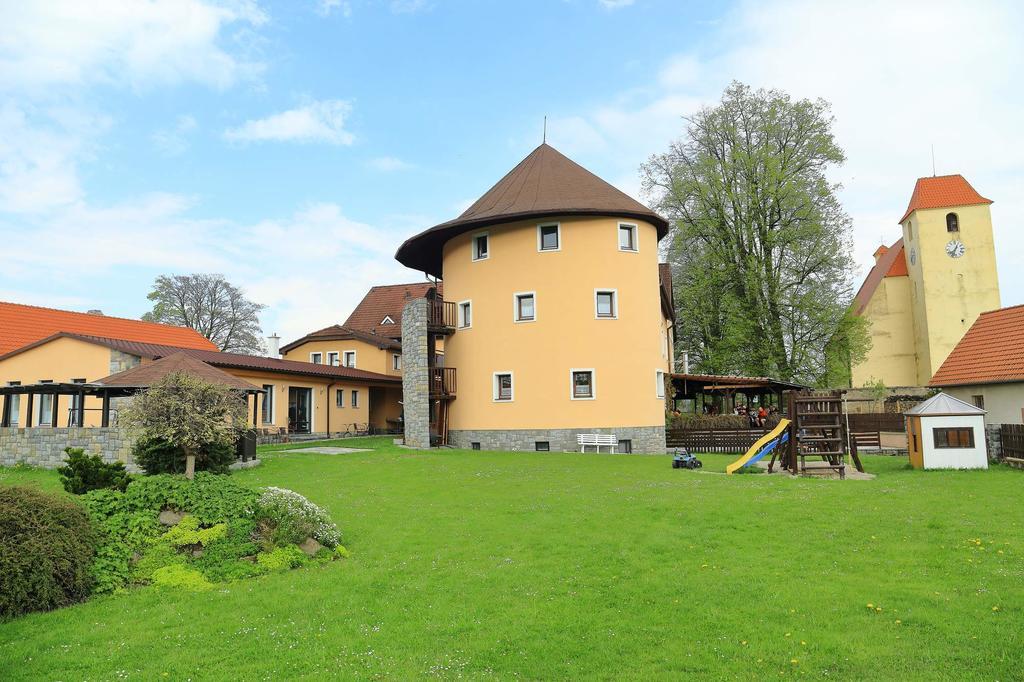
[1,0,1022,347]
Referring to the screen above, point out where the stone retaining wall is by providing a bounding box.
[449,426,667,454]
[0,426,138,471]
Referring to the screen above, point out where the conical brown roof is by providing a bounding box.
[395,143,669,276]
[96,351,260,391]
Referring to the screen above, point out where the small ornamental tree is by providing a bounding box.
[120,371,249,480]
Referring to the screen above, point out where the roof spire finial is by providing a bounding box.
[543,115,547,144]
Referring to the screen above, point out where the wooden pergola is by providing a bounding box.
[669,372,808,415]
[0,381,133,428]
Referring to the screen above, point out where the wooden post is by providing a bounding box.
[1,394,9,427]
[101,392,111,427]
[25,392,34,428]
[252,392,259,427]
[787,391,797,475]
[51,392,60,427]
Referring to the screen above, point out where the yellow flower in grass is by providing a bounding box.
[791,658,799,665]
[875,607,882,612]
[992,606,1000,612]
[866,603,874,609]
[894,619,902,625]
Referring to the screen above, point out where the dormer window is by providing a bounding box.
[381,315,395,325]
[946,212,959,232]
[472,232,489,261]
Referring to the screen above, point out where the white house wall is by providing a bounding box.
[944,384,1024,425]
[921,414,988,469]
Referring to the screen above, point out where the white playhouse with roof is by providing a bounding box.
[905,393,988,470]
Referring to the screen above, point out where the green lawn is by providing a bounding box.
[2,439,1022,679]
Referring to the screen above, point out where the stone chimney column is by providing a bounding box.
[401,298,430,449]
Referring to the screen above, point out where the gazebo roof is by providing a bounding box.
[904,392,986,417]
[95,351,261,392]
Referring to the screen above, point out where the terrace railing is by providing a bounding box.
[430,367,457,398]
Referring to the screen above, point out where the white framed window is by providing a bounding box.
[336,389,345,408]
[37,380,54,425]
[570,369,595,400]
[392,353,402,371]
[537,223,560,252]
[310,352,323,365]
[327,351,340,366]
[618,222,638,252]
[458,300,472,329]
[351,390,360,408]
[493,372,514,402]
[472,232,490,261]
[513,291,536,323]
[261,384,275,424]
[595,289,618,319]
[343,351,357,368]
[655,370,666,399]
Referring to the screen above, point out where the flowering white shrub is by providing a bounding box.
[255,487,341,548]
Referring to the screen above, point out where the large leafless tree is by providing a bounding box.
[642,82,868,385]
[143,274,266,355]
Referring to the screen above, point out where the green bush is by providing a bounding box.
[151,564,213,591]
[57,447,130,495]
[132,437,238,476]
[0,486,98,619]
[256,545,308,572]
[666,413,782,430]
[255,487,341,548]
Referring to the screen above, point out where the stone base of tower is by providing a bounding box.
[449,426,666,454]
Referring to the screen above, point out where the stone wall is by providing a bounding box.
[985,424,1002,461]
[401,298,430,449]
[109,349,142,375]
[0,426,138,471]
[449,425,667,454]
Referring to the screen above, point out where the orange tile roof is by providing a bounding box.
[0,301,218,356]
[929,304,1024,387]
[342,282,441,337]
[852,239,907,315]
[898,174,992,223]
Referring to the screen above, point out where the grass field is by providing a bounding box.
[1,438,1022,679]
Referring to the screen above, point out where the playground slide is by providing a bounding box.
[726,418,791,475]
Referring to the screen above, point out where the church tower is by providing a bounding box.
[900,175,1000,384]
[850,174,999,388]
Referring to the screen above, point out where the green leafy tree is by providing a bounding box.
[643,82,867,384]
[119,372,249,480]
[143,274,266,355]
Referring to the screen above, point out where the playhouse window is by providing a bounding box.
[933,427,974,448]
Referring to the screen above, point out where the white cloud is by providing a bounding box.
[546,0,1024,304]
[224,100,355,145]
[368,156,413,171]
[0,0,266,92]
[598,0,636,9]
[316,0,352,17]
[389,0,429,14]
[152,114,199,156]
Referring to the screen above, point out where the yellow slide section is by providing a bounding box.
[726,419,791,475]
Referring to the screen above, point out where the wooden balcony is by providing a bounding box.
[427,299,457,334]
[430,366,457,398]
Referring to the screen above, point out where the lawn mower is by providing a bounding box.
[671,449,703,469]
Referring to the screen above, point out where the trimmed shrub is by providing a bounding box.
[255,487,341,548]
[58,447,130,494]
[0,486,98,619]
[132,437,237,476]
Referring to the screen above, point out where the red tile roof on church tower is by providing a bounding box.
[898,174,992,223]
[852,239,908,315]
[0,301,218,356]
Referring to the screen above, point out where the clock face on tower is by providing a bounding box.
[946,240,966,258]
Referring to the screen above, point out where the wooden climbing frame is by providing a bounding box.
[767,390,864,478]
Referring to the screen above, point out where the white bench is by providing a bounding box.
[578,434,617,453]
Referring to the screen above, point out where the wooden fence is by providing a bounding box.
[847,412,905,432]
[1001,424,1024,459]
[666,428,770,453]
